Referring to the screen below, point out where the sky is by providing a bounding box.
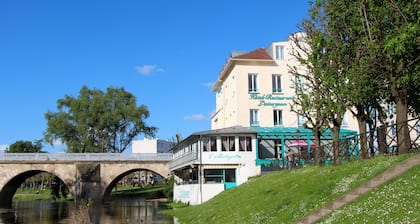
[0,0,309,153]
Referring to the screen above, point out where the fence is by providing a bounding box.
[316,117,420,165]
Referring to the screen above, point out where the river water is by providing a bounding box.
[0,197,174,224]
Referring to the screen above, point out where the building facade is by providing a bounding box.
[132,138,175,154]
[169,126,258,205]
[170,34,359,205]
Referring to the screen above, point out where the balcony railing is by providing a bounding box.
[169,151,198,169]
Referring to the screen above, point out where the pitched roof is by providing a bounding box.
[232,48,272,60]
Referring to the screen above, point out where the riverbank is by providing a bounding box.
[13,185,166,202]
[110,186,166,199]
[164,154,419,223]
[13,188,63,201]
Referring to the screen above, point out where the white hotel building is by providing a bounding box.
[169,34,359,205]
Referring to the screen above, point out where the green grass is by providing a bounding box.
[13,184,164,202]
[317,165,420,223]
[111,185,165,196]
[164,154,414,224]
[13,188,54,201]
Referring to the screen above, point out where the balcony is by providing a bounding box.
[169,151,198,170]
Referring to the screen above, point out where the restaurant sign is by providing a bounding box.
[250,94,293,108]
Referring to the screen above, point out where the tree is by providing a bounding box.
[6,140,44,153]
[292,0,351,165]
[364,0,420,153]
[289,31,328,166]
[44,86,157,153]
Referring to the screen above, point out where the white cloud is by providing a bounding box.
[184,114,206,121]
[135,64,164,75]
[0,144,8,153]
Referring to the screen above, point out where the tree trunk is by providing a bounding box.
[357,118,368,159]
[313,127,322,166]
[396,91,411,154]
[377,125,387,154]
[332,125,341,165]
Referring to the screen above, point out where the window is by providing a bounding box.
[204,169,223,183]
[275,45,284,60]
[210,136,217,151]
[391,120,396,135]
[274,140,282,159]
[297,110,305,127]
[203,136,217,152]
[387,103,395,117]
[416,122,420,137]
[239,136,252,151]
[224,169,236,182]
[295,75,305,93]
[273,109,283,126]
[272,74,282,93]
[342,113,348,127]
[222,136,235,151]
[204,169,236,183]
[250,109,259,126]
[248,73,258,92]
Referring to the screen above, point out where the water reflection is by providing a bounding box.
[0,197,173,224]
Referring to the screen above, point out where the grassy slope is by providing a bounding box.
[318,165,420,223]
[165,154,414,224]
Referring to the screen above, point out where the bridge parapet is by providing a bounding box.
[0,153,173,161]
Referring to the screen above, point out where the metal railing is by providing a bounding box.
[169,151,198,169]
[260,117,420,168]
[0,153,173,161]
[311,117,420,164]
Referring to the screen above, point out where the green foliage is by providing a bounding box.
[44,86,157,153]
[293,0,419,156]
[164,155,411,224]
[51,176,68,200]
[6,140,44,153]
[163,175,174,201]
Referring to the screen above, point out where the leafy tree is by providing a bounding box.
[44,86,157,153]
[289,31,328,166]
[292,0,350,165]
[322,0,385,159]
[6,140,44,153]
[363,0,420,153]
[163,175,174,201]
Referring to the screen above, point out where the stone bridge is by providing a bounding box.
[0,153,172,207]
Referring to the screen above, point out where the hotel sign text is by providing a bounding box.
[250,94,293,108]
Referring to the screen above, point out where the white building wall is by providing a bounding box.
[173,184,225,205]
[132,139,156,153]
[212,35,359,132]
[132,139,175,154]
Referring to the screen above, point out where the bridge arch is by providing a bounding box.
[0,153,172,204]
[0,164,76,207]
[100,162,170,200]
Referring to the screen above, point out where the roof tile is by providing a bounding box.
[233,48,272,60]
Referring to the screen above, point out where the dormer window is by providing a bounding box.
[275,45,284,60]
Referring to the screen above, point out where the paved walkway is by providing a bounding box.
[296,153,420,224]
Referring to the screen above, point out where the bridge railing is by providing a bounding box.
[0,153,173,161]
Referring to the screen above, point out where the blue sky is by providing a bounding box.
[0,0,309,153]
